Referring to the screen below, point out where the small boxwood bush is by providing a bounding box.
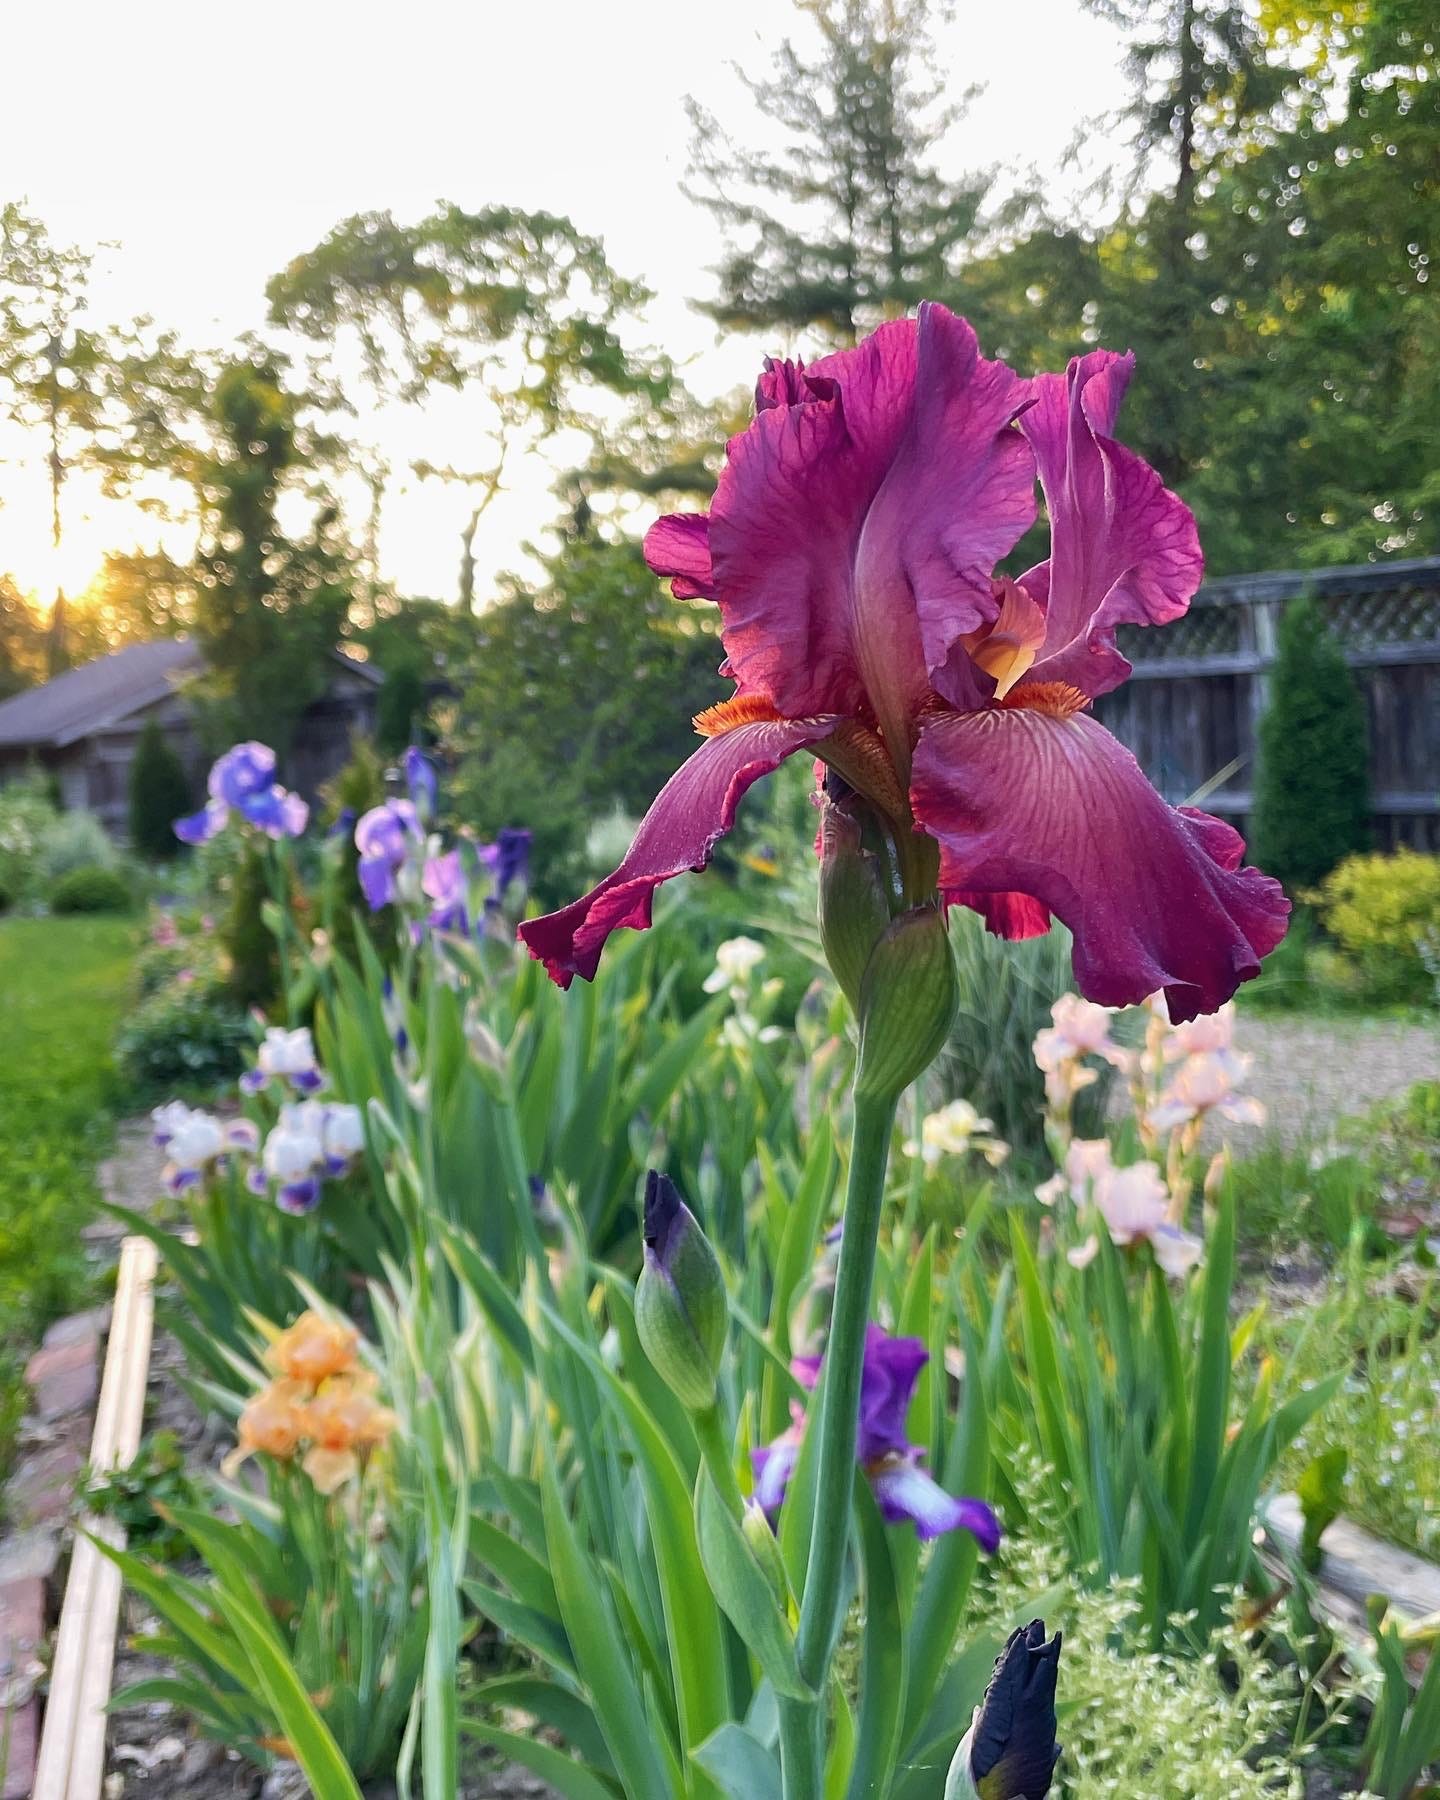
[115,972,250,1097]
[49,863,134,915]
[1318,847,1440,1005]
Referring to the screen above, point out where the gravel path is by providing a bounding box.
[1230,1014,1440,1147]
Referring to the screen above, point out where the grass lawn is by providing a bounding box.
[0,915,136,1473]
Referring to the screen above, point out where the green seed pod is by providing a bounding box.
[816,796,891,1012]
[854,904,958,1101]
[635,1171,727,1411]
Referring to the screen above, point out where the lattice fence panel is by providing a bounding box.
[1116,603,1246,663]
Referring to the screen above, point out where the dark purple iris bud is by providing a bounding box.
[404,746,439,822]
[327,806,357,841]
[483,828,533,912]
[635,1171,727,1412]
[946,1621,1062,1800]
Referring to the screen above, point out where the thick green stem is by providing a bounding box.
[795,1085,898,1687]
[778,1695,823,1800]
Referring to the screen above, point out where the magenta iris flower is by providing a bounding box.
[174,741,308,844]
[518,306,1288,1022]
[753,1324,1000,1546]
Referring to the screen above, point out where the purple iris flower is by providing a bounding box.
[174,800,228,846]
[209,741,276,807]
[238,783,309,839]
[422,849,469,935]
[753,1323,1001,1547]
[479,827,532,913]
[173,741,307,844]
[354,800,420,910]
[404,747,439,822]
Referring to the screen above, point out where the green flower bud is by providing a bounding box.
[741,1498,795,1618]
[817,795,891,1012]
[945,1621,1062,1800]
[855,904,957,1101]
[635,1172,727,1411]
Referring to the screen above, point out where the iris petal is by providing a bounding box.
[518,715,836,986]
[912,707,1288,1021]
[867,1458,1002,1548]
[1017,350,1203,700]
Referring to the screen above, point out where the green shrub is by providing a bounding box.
[1317,847,1440,1004]
[0,768,58,903]
[35,808,117,886]
[221,838,280,1009]
[933,910,1114,1162]
[114,971,250,1097]
[49,863,134,914]
[128,717,192,859]
[1252,595,1370,892]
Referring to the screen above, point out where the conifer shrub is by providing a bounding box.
[128,717,192,860]
[1251,595,1370,892]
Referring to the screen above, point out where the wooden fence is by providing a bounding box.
[1093,556,1440,853]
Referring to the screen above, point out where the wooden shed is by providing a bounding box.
[0,638,383,839]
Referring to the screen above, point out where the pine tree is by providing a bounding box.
[1251,596,1371,892]
[128,716,191,859]
[686,0,986,345]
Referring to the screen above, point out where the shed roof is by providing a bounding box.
[0,638,381,750]
[0,638,204,749]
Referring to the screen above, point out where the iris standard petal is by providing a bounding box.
[856,1324,930,1462]
[209,741,276,806]
[866,1457,1003,1548]
[911,706,1289,1022]
[1017,350,1202,699]
[518,715,836,986]
[704,319,918,721]
[643,512,716,601]
[859,305,1036,715]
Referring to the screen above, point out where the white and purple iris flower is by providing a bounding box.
[239,1026,327,1097]
[151,1101,259,1195]
[253,1101,364,1214]
[354,799,422,911]
[174,742,309,846]
[753,1323,1001,1547]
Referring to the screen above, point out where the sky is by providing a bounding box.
[0,0,1131,609]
